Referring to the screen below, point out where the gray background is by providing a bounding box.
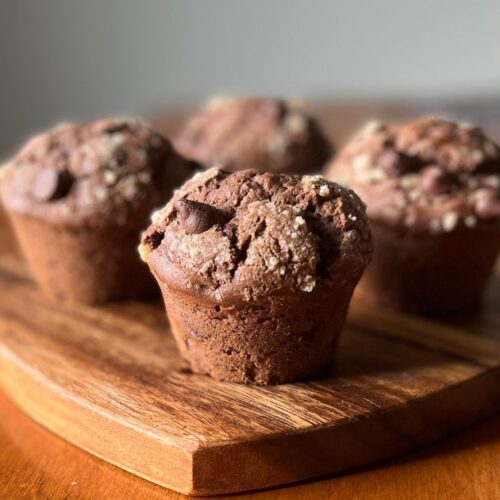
[0,0,499,156]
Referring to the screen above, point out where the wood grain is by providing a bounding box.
[2,98,500,498]
[0,254,499,495]
[1,385,499,500]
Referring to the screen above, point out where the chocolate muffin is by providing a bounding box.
[0,117,192,304]
[174,97,332,174]
[325,117,500,314]
[139,168,372,385]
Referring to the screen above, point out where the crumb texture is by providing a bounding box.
[142,168,372,302]
[175,97,332,174]
[326,117,500,233]
[0,117,191,227]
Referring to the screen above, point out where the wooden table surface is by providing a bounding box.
[1,195,499,500]
[1,99,500,499]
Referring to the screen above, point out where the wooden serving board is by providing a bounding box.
[0,255,499,496]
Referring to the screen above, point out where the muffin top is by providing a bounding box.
[326,117,500,233]
[0,117,192,228]
[140,168,372,304]
[174,97,332,174]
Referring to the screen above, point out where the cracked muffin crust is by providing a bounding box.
[140,168,372,384]
[1,117,192,227]
[141,168,372,303]
[325,117,500,314]
[174,97,333,174]
[0,117,192,304]
[326,117,500,233]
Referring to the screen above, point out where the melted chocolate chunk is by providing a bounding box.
[175,199,228,235]
[32,168,74,201]
[113,149,128,166]
[104,122,133,134]
[259,99,286,121]
[421,166,458,195]
[378,150,418,177]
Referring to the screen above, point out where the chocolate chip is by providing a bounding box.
[104,122,133,134]
[32,168,74,201]
[475,189,500,218]
[378,150,417,177]
[113,149,128,166]
[175,199,228,235]
[259,99,286,121]
[421,166,457,195]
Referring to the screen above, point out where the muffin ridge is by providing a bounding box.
[1,117,190,228]
[329,116,500,233]
[325,116,500,314]
[141,168,372,303]
[174,97,333,174]
[0,116,193,304]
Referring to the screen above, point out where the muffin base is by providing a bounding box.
[10,213,157,304]
[356,221,500,315]
[159,283,353,385]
